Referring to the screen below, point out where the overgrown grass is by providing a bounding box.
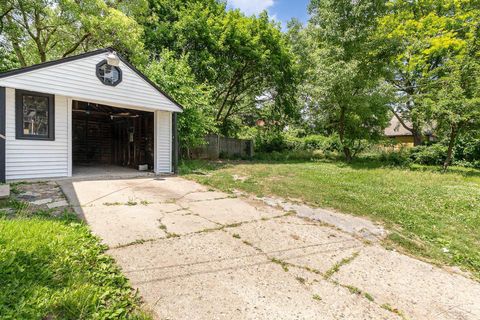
[0,204,151,319]
[181,159,480,279]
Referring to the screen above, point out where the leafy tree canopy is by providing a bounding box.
[0,0,147,66]
[291,0,391,160]
[377,0,480,145]
[143,50,216,152]
[143,0,299,135]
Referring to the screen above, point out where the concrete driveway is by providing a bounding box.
[60,177,480,320]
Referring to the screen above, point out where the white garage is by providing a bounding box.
[0,48,182,182]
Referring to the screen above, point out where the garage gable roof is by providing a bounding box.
[0,48,183,113]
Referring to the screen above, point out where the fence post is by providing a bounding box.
[248,140,254,158]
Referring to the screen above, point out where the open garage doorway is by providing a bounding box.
[72,100,155,177]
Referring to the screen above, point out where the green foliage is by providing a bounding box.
[292,0,391,160]
[253,150,326,162]
[0,0,147,65]
[0,45,18,72]
[377,0,480,147]
[287,134,341,152]
[142,0,299,135]
[454,134,480,167]
[376,149,411,167]
[143,50,215,150]
[409,144,448,166]
[0,216,150,319]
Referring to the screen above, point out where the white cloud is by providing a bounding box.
[227,0,275,15]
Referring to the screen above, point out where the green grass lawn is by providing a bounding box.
[0,199,151,320]
[181,160,480,279]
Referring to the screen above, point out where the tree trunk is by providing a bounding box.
[412,128,423,146]
[343,146,352,162]
[443,124,458,172]
[338,106,352,162]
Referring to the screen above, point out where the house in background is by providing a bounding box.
[384,116,435,147]
[0,48,182,183]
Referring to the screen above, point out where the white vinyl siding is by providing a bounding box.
[5,88,69,180]
[154,111,172,174]
[0,53,182,113]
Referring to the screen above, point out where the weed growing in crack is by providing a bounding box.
[166,233,180,239]
[324,252,359,280]
[242,240,253,246]
[312,294,322,301]
[225,222,243,228]
[103,202,122,206]
[271,258,289,272]
[115,239,148,248]
[345,285,361,295]
[364,292,374,302]
[381,303,406,318]
[295,277,306,285]
[301,265,322,275]
[126,200,138,206]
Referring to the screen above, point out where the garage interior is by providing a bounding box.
[72,100,154,175]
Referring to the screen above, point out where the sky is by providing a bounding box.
[226,0,310,29]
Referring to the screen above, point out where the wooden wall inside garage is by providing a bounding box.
[72,101,154,169]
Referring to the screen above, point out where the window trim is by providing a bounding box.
[15,89,55,141]
[96,60,122,87]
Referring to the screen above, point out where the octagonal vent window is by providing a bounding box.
[96,60,122,86]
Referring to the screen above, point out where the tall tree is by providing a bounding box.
[429,59,480,171]
[299,0,391,160]
[377,0,478,145]
[143,50,215,154]
[0,0,146,66]
[143,0,298,135]
[423,5,480,170]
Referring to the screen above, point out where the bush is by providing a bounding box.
[253,150,327,161]
[409,144,448,165]
[254,131,343,154]
[454,135,480,163]
[255,132,290,153]
[378,150,411,166]
[286,134,341,152]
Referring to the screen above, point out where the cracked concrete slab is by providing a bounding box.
[180,191,233,202]
[223,216,364,274]
[288,266,401,319]
[110,231,398,320]
[59,176,480,320]
[59,177,208,207]
[80,204,180,246]
[332,245,480,320]
[259,196,386,241]
[109,231,267,285]
[161,211,219,235]
[186,197,281,225]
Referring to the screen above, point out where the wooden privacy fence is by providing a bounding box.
[189,134,254,159]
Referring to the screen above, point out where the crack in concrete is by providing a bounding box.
[225,231,406,318]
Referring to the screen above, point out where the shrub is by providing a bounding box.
[287,134,341,152]
[454,135,480,163]
[255,132,290,153]
[253,150,326,161]
[409,144,448,165]
[378,150,410,166]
